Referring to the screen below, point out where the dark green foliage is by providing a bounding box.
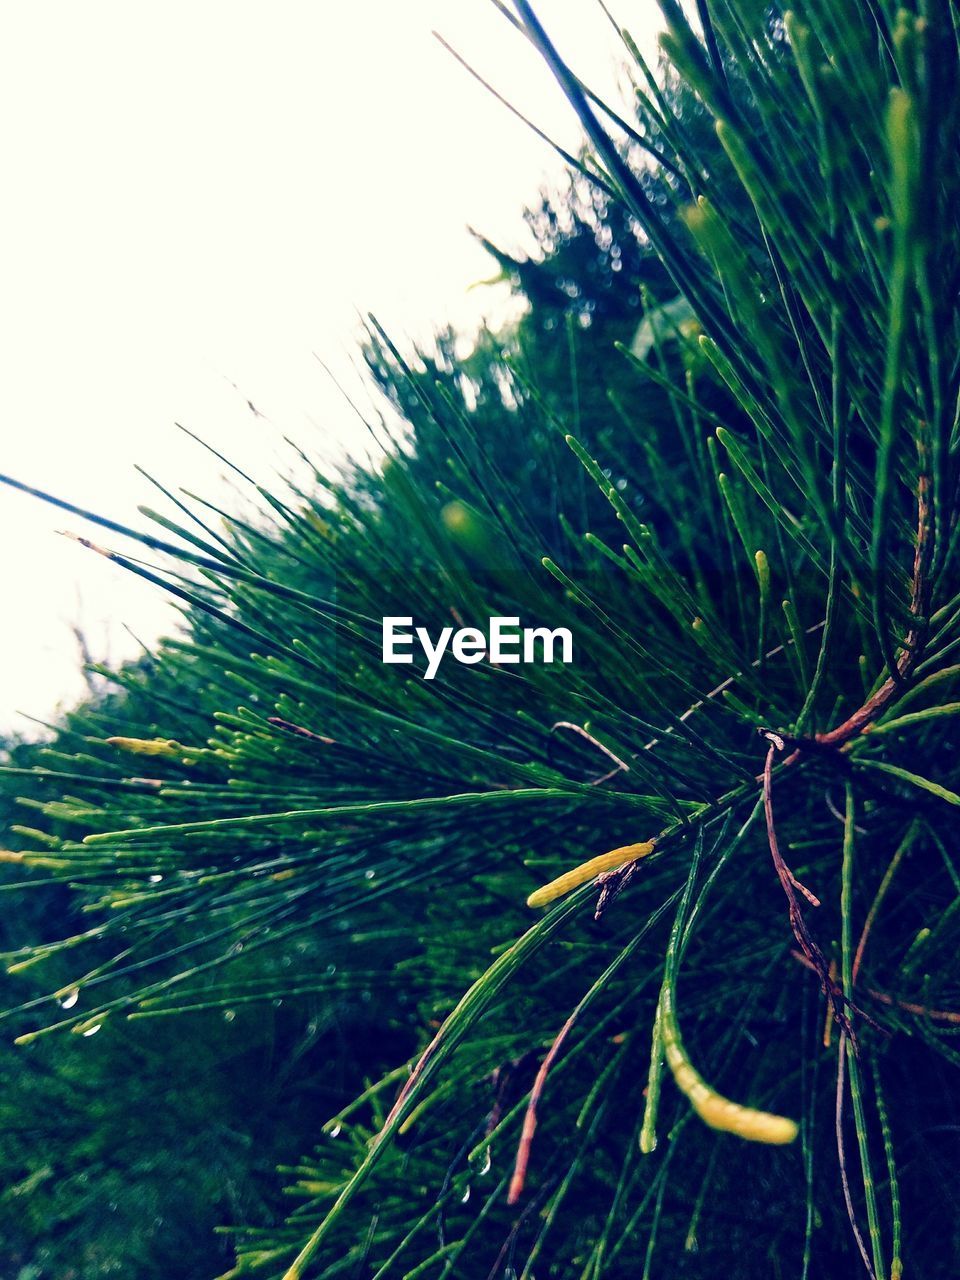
[0,716,413,1278]
[3,1,960,1277]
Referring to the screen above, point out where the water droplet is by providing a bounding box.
[460,1185,471,1204]
[364,868,376,880]
[272,997,283,1007]
[59,989,80,1010]
[325,963,337,977]
[223,1009,236,1023]
[328,1123,342,1138]
[148,873,163,883]
[479,1147,492,1176]
[82,1023,101,1037]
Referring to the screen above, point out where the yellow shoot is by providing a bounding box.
[526,841,655,908]
[107,736,183,758]
[660,986,798,1145]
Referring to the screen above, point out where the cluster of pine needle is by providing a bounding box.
[2,0,960,1276]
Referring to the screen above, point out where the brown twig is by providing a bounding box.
[486,1051,538,1139]
[763,740,855,1041]
[866,989,960,1024]
[792,950,957,1023]
[642,621,827,752]
[593,862,639,921]
[507,1011,584,1205]
[267,717,336,745]
[823,960,839,1050]
[550,721,629,786]
[385,1044,437,1130]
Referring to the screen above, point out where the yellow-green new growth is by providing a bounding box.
[526,841,655,908]
[107,736,184,758]
[659,983,798,1144]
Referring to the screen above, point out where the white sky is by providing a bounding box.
[0,0,662,736]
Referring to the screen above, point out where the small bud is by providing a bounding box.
[755,550,771,604]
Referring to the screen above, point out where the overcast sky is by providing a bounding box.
[0,1,661,736]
